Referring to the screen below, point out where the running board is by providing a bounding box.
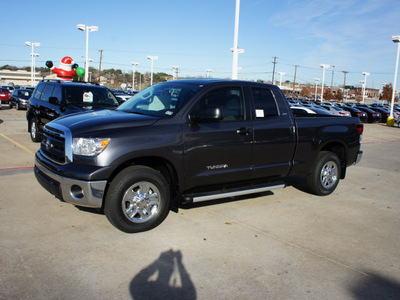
[191,184,285,203]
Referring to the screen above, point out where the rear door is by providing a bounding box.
[183,85,253,190]
[249,86,296,179]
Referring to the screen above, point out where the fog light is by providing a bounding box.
[71,185,84,200]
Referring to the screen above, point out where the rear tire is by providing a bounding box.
[104,165,170,233]
[29,118,41,142]
[306,151,341,195]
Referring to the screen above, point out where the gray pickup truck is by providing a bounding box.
[34,79,363,233]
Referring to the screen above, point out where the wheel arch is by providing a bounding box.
[104,156,180,212]
[320,141,347,179]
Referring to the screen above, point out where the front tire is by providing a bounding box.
[104,165,170,233]
[306,151,341,195]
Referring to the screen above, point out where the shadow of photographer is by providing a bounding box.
[130,249,196,300]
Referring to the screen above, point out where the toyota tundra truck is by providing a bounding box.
[33,79,363,233]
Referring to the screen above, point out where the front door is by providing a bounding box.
[183,86,253,191]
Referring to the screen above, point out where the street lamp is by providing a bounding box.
[320,64,329,102]
[388,35,400,125]
[77,24,98,82]
[231,0,244,80]
[313,78,320,101]
[361,72,370,104]
[25,41,40,87]
[206,69,213,78]
[278,72,285,88]
[172,66,179,80]
[131,62,139,90]
[147,56,158,86]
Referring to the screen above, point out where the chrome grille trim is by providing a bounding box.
[41,123,73,164]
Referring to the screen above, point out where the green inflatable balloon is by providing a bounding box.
[76,67,85,78]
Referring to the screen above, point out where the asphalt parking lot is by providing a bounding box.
[1,105,399,300]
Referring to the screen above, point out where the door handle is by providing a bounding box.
[236,127,252,135]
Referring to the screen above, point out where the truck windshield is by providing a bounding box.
[117,82,202,117]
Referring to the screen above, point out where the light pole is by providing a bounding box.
[320,64,329,102]
[147,56,158,86]
[206,69,213,78]
[313,78,320,101]
[77,24,98,82]
[361,72,370,104]
[278,72,285,88]
[131,62,138,90]
[388,35,400,126]
[25,41,40,87]
[231,0,244,80]
[172,66,179,80]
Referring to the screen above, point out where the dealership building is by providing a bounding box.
[0,69,42,87]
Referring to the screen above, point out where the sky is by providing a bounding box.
[1,0,399,90]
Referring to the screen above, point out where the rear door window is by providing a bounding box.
[251,88,279,119]
[33,83,45,99]
[40,84,55,102]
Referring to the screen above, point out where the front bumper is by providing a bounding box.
[34,158,107,208]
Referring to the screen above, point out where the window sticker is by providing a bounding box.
[83,91,93,103]
[256,109,264,118]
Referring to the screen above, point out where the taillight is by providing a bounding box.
[356,123,364,135]
[372,113,376,116]
[357,112,362,116]
[387,113,390,116]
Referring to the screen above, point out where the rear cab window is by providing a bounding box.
[251,87,279,119]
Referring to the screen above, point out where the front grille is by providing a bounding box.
[41,126,66,164]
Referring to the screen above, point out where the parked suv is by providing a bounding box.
[9,89,33,110]
[26,80,120,142]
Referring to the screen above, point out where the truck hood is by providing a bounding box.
[49,110,159,134]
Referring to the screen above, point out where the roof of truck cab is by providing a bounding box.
[167,78,277,88]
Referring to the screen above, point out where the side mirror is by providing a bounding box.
[49,96,60,105]
[190,106,223,122]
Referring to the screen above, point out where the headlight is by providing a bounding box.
[72,138,110,156]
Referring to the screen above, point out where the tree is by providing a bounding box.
[324,88,333,100]
[300,85,312,97]
[380,83,399,103]
[355,88,362,103]
[334,89,343,101]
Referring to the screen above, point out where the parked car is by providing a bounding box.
[291,105,332,116]
[0,85,16,93]
[26,79,120,142]
[355,106,381,123]
[0,88,11,104]
[368,107,392,123]
[113,92,132,103]
[34,79,363,233]
[320,105,351,116]
[340,106,368,122]
[9,89,33,110]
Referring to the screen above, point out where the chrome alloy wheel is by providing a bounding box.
[31,121,37,139]
[319,161,338,189]
[122,181,161,223]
